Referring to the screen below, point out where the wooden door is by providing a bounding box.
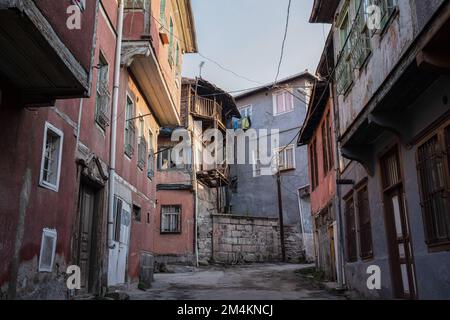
[78,184,97,292]
[380,146,417,299]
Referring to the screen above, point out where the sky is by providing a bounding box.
[182,0,330,93]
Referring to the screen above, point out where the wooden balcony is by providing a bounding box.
[190,96,226,131]
[196,163,230,188]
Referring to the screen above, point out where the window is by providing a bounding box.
[357,183,373,259]
[148,130,155,179]
[321,123,329,175]
[113,197,123,242]
[40,122,64,192]
[416,121,450,249]
[273,91,294,115]
[161,205,181,233]
[310,139,319,190]
[95,54,110,130]
[124,96,136,158]
[276,145,295,171]
[321,112,334,175]
[137,115,147,170]
[133,205,141,223]
[168,17,174,66]
[336,4,353,95]
[373,0,396,32]
[239,105,253,121]
[38,228,57,272]
[351,0,371,69]
[159,0,166,26]
[157,146,190,170]
[345,194,357,262]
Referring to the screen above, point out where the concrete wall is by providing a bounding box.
[230,76,314,261]
[212,214,281,264]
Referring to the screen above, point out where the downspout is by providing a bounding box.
[108,0,125,248]
[330,82,346,287]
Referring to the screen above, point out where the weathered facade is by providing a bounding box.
[310,0,450,299]
[154,78,240,265]
[0,0,197,299]
[298,31,341,282]
[230,73,316,262]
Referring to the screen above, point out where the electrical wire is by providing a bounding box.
[274,0,292,85]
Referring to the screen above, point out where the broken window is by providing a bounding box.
[161,205,181,233]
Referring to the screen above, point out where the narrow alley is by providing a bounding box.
[127,264,348,300]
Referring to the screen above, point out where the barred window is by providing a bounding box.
[345,194,357,262]
[161,205,181,233]
[416,122,450,249]
[357,183,373,259]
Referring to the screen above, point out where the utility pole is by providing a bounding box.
[276,170,286,262]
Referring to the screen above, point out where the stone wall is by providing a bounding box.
[284,225,305,263]
[212,214,281,263]
[197,185,217,263]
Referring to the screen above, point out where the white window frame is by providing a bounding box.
[275,144,296,171]
[39,122,64,192]
[161,205,181,233]
[239,104,253,119]
[272,90,294,116]
[38,228,57,272]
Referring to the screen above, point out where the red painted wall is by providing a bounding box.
[34,0,98,72]
[154,189,195,256]
[309,98,337,215]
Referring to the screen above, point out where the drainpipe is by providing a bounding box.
[330,82,346,287]
[108,0,125,248]
[76,98,84,154]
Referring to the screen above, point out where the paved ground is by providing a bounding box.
[128,263,348,300]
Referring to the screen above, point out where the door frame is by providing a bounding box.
[378,143,418,299]
[75,176,105,294]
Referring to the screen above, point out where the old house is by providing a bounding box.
[153,77,240,266]
[0,0,100,299]
[310,0,450,298]
[229,73,316,263]
[0,0,197,299]
[298,32,341,282]
[112,0,197,288]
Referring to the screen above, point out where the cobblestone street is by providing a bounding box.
[128,264,348,300]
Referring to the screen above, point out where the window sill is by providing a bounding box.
[427,241,450,253]
[273,109,295,117]
[39,180,59,192]
[160,231,182,235]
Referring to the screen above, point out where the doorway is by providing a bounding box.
[108,197,131,286]
[77,182,101,293]
[380,145,417,299]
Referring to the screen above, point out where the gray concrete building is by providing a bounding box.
[230,72,316,262]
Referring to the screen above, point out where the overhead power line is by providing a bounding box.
[274,0,292,85]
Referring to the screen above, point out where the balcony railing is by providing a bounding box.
[95,81,111,130]
[137,136,148,170]
[191,96,223,122]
